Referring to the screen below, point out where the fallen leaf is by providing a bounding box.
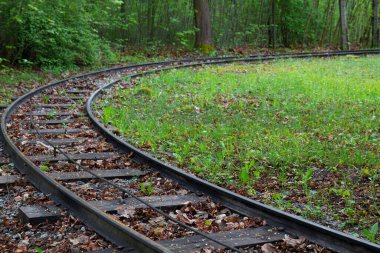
[261,243,278,253]
[283,234,306,247]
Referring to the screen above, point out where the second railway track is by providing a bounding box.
[1,50,380,253]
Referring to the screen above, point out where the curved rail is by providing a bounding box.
[1,50,380,253]
[87,50,380,253]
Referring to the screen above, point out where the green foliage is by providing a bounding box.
[0,0,378,67]
[0,67,44,105]
[46,110,57,119]
[100,56,380,233]
[175,29,196,49]
[41,94,49,104]
[0,0,119,68]
[363,223,378,243]
[140,179,154,196]
[302,169,314,183]
[35,247,44,253]
[239,166,250,186]
[239,160,255,186]
[39,165,49,171]
[134,87,153,97]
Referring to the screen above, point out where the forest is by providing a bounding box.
[0,0,379,68]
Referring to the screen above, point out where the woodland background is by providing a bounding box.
[0,0,379,68]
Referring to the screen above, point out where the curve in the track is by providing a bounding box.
[1,50,380,253]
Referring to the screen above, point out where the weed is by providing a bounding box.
[40,165,49,171]
[300,168,313,196]
[239,160,255,186]
[204,219,212,226]
[140,179,154,196]
[47,110,57,119]
[363,222,378,243]
[41,94,49,104]
[35,247,44,253]
[58,89,67,96]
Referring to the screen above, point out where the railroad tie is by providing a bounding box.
[0,169,144,186]
[48,96,84,100]
[159,226,286,252]
[28,152,122,162]
[27,111,84,117]
[21,128,83,135]
[18,205,62,225]
[90,194,202,213]
[37,103,73,108]
[67,89,94,94]
[48,168,146,181]
[21,119,75,125]
[19,138,87,146]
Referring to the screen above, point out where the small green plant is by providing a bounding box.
[40,165,49,171]
[239,166,250,185]
[239,160,255,186]
[301,168,313,185]
[140,179,154,196]
[35,246,44,253]
[363,222,378,243]
[272,192,285,209]
[204,219,212,226]
[41,94,49,104]
[47,110,57,119]
[58,89,67,96]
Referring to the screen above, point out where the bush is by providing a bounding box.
[0,0,117,68]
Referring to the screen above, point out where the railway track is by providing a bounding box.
[1,50,380,253]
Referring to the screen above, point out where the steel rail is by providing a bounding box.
[87,50,380,253]
[1,49,380,253]
[0,55,263,253]
[27,101,244,253]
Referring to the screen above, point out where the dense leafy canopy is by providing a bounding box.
[0,0,379,67]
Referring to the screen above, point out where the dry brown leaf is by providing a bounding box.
[261,243,278,253]
[283,234,306,247]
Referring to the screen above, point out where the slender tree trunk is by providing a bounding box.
[270,0,276,49]
[147,0,156,40]
[193,0,212,48]
[339,0,349,50]
[320,0,332,47]
[373,0,379,47]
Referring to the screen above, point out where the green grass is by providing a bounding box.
[100,56,380,240]
[0,68,44,105]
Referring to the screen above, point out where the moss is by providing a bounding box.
[134,87,153,97]
[199,44,215,54]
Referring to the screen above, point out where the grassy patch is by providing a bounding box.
[100,56,380,240]
[0,68,45,105]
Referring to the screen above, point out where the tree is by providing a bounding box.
[269,0,276,48]
[339,0,349,50]
[373,0,379,47]
[193,0,212,49]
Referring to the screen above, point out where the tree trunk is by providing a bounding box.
[147,0,157,40]
[270,0,276,49]
[373,0,379,47]
[339,0,349,50]
[193,0,212,48]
